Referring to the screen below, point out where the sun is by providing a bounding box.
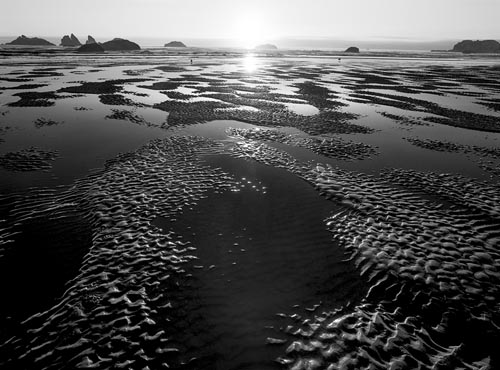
[234,13,265,49]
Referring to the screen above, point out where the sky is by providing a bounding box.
[1,0,499,47]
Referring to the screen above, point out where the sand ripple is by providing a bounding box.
[230,139,499,369]
[0,137,238,369]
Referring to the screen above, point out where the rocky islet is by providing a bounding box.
[60,33,81,47]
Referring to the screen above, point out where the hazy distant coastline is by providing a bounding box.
[0,36,469,51]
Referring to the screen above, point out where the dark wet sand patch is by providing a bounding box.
[405,137,466,152]
[379,111,430,127]
[155,65,189,72]
[0,83,48,90]
[138,81,181,91]
[59,78,151,94]
[163,91,194,100]
[348,92,417,110]
[294,81,347,110]
[34,117,64,128]
[98,94,146,107]
[33,67,76,72]
[155,100,231,128]
[424,114,500,133]
[195,85,235,94]
[0,77,34,83]
[7,91,58,107]
[105,109,153,126]
[404,138,500,159]
[128,91,150,97]
[0,147,58,171]
[7,91,81,107]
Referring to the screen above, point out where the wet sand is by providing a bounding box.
[0,50,499,369]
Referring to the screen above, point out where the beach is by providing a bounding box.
[0,48,499,369]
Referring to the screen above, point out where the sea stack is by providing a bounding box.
[164,41,186,47]
[86,35,97,44]
[345,46,360,53]
[77,43,105,53]
[60,33,81,47]
[255,44,278,50]
[101,38,141,51]
[452,40,500,53]
[6,35,54,46]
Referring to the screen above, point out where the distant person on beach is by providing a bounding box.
[190,59,193,64]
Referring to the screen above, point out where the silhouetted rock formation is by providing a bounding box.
[86,35,97,44]
[101,38,140,51]
[345,46,360,53]
[164,41,186,47]
[6,35,54,46]
[77,43,105,53]
[452,40,500,53]
[60,36,71,46]
[60,33,81,47]
[71,34,81,45]
[255,44,278,50]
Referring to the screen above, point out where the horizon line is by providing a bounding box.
[2,35,498,43]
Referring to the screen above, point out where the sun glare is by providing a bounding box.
[234,12,265,49]
[242,53,258,72]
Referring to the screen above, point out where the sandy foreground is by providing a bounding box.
[0,50,499,369]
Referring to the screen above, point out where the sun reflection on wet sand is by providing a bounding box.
[242,53,258,72]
